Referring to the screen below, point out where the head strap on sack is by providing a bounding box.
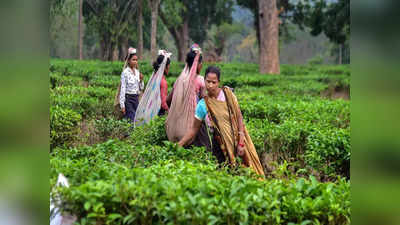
[191,43,202,55]
[128,47,137,55]
[158,49,172,59]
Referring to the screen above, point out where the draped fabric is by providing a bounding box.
[134,56,168,127]
[205,87,265,176]
[165,54,200,142]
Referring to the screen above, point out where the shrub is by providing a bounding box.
[54,160,350,225]
[128,116,168,146]
[247,118,350,180]
[50,106,81,149]
[94,118,132,142]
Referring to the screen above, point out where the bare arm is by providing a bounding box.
[166,86,174,107]
[178,118,202,147]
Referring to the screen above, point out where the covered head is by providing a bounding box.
[153,49,172,73]
[186,43,203,71]
[124,47,138,68]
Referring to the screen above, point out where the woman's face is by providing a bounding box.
[129,55,138,68]
[205,73,220,96]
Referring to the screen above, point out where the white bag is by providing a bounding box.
[50,174,76,225]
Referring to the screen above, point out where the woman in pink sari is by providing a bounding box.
[166,44,205,142]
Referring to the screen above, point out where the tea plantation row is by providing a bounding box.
[50,59,350,224]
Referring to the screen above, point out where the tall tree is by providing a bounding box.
[159,0,233,62]
[137,0,144,59]
[292,0,350,64]
[149,0,160,61]
[258,0,280,74]
[83,0,138,61]
[50,0,79,58]
[204,22,241,61]
[236,0,293,51]
[78,0,83,60]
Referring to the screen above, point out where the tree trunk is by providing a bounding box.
[258,0,280,74]
[120,36,129,60]
[339,43,343,65]
[78,0,83,60]
[159,9,188,62]
[112,46,119,61]
[177,37,186,62]
[174,19,189,62]
[100,39,106,60]
[180,20,189,62]
[150,0,160,61]
[101,37,113,61]
[137,0,144,59]
[254,8,260,54]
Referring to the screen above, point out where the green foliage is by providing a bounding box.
[50,59,351,224]
[54,159,350,225]
[50,73,82,88]
[128,116,168,147]
[308,54,324,65]
[50,106,81,149]
[292,0,350,45]
[51,86,115,118]
[81,0,138,60]
[50,139,215,185]
[94,118,132,142]
[160,0,234,46]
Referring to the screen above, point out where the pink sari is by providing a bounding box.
[166,53,200,142]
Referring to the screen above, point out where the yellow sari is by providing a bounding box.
[205,87,264,176]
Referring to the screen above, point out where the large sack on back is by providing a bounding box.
[166,54,200,142]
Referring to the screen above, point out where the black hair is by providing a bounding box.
[153,54,171,72]
[205,66,221,81]
[186,50,203,69]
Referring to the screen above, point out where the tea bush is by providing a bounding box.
[50,106,81,149]
[94,118,132,142]
[247,118,350,179]
[54,160,350,225]
[239,94,350,128]
[128,116,168,147]
[50,59,351,224]
[50,139,215,185]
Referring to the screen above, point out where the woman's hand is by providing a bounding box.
[121,107,126,115]
[237,131,245,156]
[237,143,245,156]
[179,117,202,147]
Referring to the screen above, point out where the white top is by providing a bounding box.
[120,67,144,108]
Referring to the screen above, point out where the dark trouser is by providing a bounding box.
[192,122,226,164]
[124,94,139,122]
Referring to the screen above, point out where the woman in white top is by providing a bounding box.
[119,49,144,122]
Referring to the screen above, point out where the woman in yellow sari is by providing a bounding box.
[178,66,264,176]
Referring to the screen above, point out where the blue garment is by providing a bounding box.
[195,99,207,121]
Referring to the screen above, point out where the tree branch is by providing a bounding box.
[159,8,179,43]
[85,0,99,15]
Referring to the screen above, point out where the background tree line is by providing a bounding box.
[50,0,349,74]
